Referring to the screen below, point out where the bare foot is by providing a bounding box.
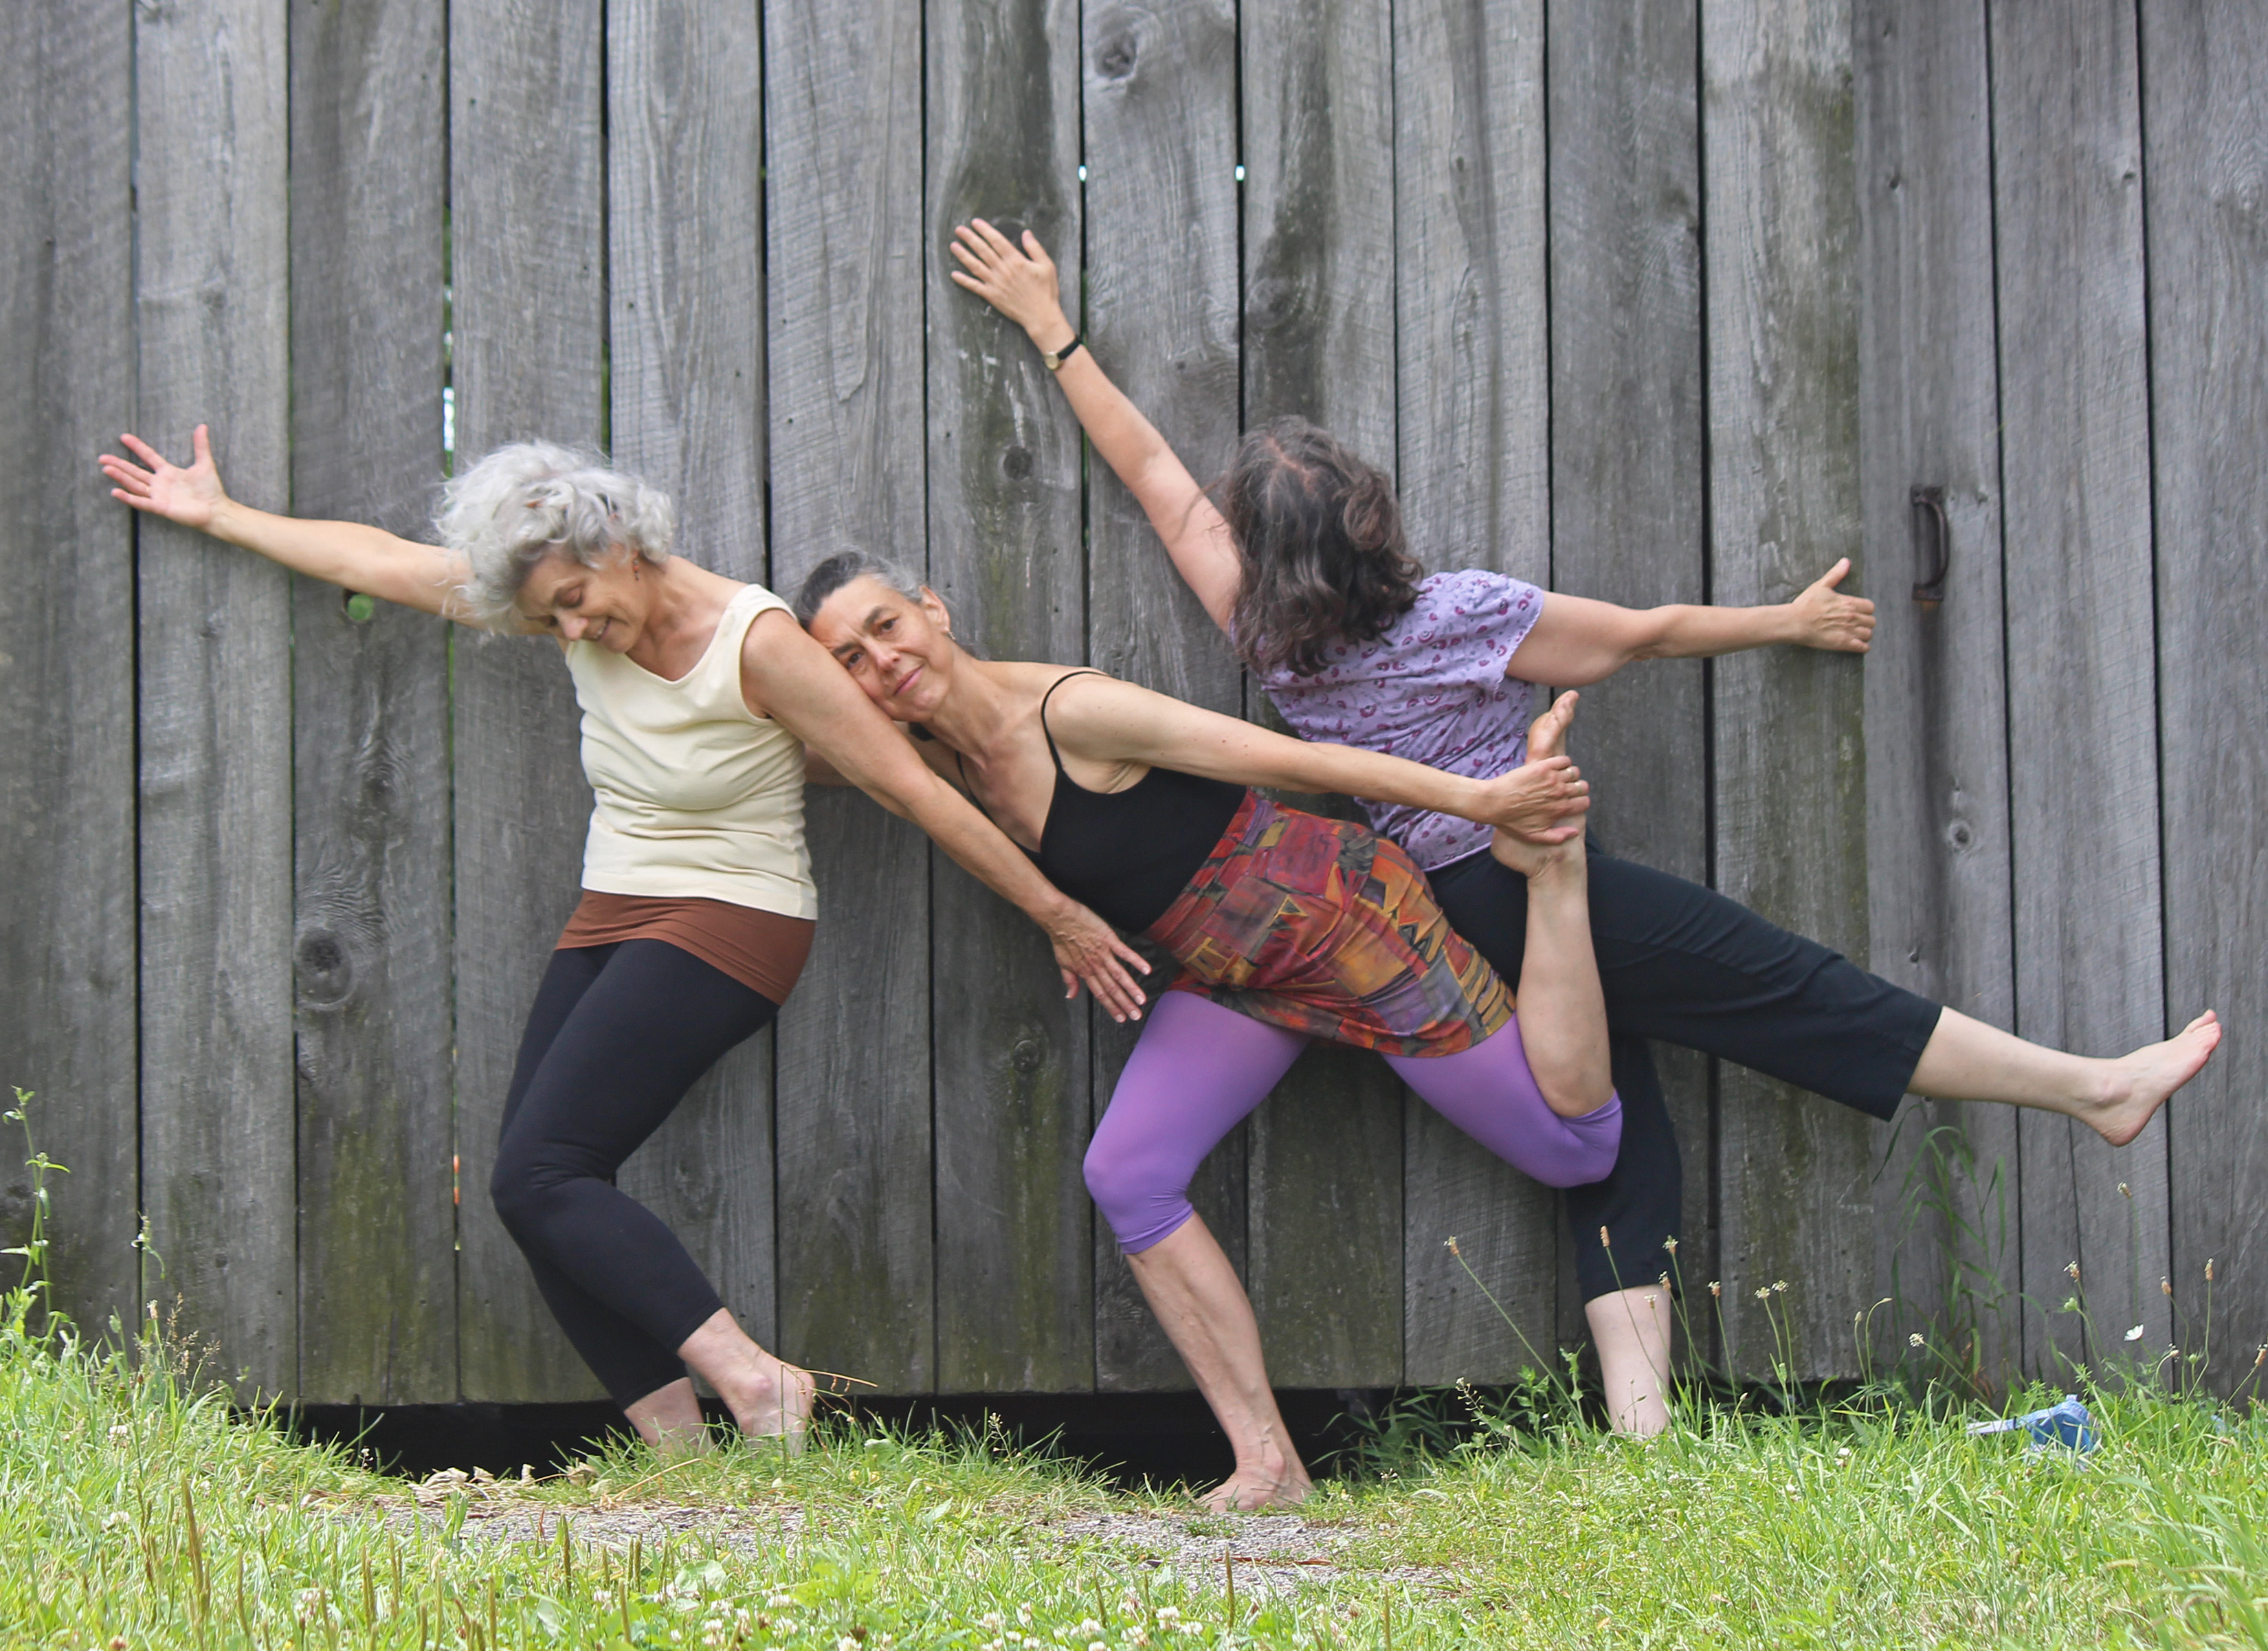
[2087,1012,2221,1146]
[1202,1463,1314,1512]
[729,1356,816,1450]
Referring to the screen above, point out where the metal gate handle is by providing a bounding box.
[1910,485,1950,608]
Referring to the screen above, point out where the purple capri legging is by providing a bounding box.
[1085,990,1624,1254]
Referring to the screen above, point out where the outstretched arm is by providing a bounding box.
[1046,673,1590,844]
[100,425,476,623]
[1507,562,1874,687]
[948,219,1242,632]
[740,612,1153,1021]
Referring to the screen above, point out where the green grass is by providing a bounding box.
[8,1316,2268,1650]
[4,1085,2268,1651]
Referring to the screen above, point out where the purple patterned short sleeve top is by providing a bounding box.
[1258,569,1545,871]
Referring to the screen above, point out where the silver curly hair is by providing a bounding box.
[438,441,677,629]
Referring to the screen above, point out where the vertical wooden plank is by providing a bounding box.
[0,7,139,1336]
[927,0,1094,1392]
[1393,0,1558,1385]
[1991,0,2168,1371]
[289,0,456,1404]
[1855,0,2021,1384]
[607,0,777,1358]
[765,0,935,1395]
[1081,0,1245,1390]
[134,0,294,1399]
[1241,0,1405,1389]
[451,0,608,1402]
[1547,0,1713,1352]
[2144,0,2268,1390]
[1704,0,1872,1379]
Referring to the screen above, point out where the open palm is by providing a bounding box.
[98,425,230,531]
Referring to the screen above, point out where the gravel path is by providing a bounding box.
[344,1473,1447,1602]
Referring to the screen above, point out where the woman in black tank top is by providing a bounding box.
[798,553,1621,1511]
[955,670,1245,934]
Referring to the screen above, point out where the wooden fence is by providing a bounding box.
[1,0,2260,1408]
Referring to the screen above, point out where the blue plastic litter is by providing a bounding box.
[1966,1394,2098,1455]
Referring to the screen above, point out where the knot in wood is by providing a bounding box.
[1001,446,1035,481]
[1010,1038,1045,1073]
[294,927,355,1006]
[1096,34,1138,82]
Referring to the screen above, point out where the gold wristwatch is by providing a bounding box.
[1041,331,1084,372]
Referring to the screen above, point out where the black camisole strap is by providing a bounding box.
[1037,669,1107,774]
[951,668,1105,812]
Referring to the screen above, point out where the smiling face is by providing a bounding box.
[515,544,654,650]
[805,575,959,720]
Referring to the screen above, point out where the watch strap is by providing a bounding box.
[1041,332,1083,371]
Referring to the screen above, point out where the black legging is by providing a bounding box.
[1427,841,1942,1303]
[492,938,779,1405]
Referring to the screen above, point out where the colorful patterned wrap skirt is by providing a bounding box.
[1146,791,1514,1057]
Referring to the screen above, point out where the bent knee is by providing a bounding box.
[489,1149,583,1238]
[1083,1144,1193,1253]
[1082,1138,1136,1214]
[1540,1094,1625,1188]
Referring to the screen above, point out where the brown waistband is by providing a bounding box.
[557,890,816,1006]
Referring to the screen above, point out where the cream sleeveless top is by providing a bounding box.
[565,581,817,920]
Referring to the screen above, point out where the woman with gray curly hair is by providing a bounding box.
[98,424,1151,1454]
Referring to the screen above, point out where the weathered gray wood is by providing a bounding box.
[451,0,609,1403]
[1394,0,1558,1386]
[765,0,937,1395]
[289,0,456,1404]
[1081,0,1246,1391]
[605,0,777,1358]
[1991,0,2168,1373]
[1241,0,1405,1389]
[2143,0,2268,1392]
[1546,0,1713,1357]
[1855,0,2022,1387]
[1395,0,1549,582]
[133,0,294,1401]
[1705,0,1872,1381]
[927,0,1095,1392]
[0,5,139,1337]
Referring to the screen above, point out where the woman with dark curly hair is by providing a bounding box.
[950,217,2222,1435]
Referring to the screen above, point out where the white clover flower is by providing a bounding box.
[1019,1605,1035,1627]
[1078,1621,1104,1638]
[1909,1332,1924,1347]
[839,1638,861,1651]
[982,1613,1005,1632]
[769,1595,798,1610]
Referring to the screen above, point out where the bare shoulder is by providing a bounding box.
[737,602,838,719]
[1038,670,1213,754]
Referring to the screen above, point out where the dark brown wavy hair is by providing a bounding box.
[1213,417,1424,678]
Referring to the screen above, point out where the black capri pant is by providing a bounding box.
[491,938,778,1406]
[1427,841,1941,1303]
